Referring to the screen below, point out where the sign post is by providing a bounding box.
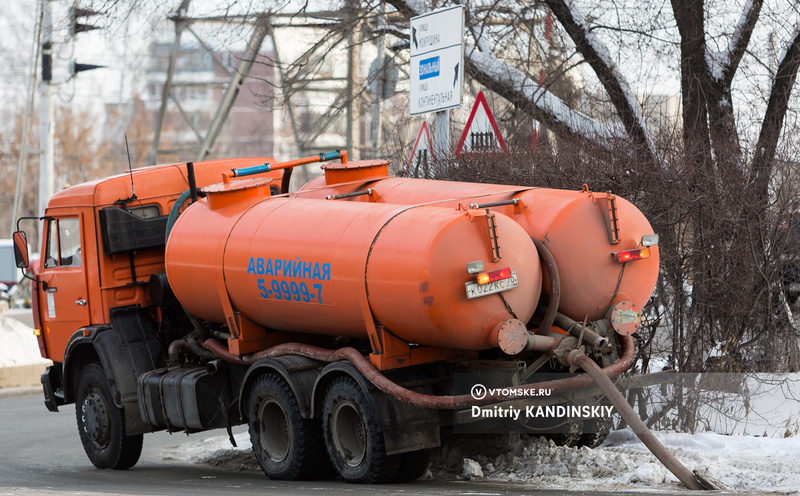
[410,6,464,166]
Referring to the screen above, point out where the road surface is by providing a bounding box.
[0,391,710,496]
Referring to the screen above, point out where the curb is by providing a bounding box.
[0,386,41,399]
[0,363,49,389]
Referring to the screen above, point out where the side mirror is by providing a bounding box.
[13,231,30,269]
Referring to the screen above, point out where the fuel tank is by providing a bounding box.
[296,161,659,321]
[165,177,542,351]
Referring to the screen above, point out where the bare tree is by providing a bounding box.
[40,0,800,376]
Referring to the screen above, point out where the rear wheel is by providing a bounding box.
[322,377,400,483]
[75,363,143,469]
[248,373,333,480]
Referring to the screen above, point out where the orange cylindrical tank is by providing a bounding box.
[165,179,542,351]
[296,164,659,321]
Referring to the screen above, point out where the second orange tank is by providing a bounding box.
[165,177,542,351]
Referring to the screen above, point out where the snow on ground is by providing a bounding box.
[3,313,799,493]
[165,422,800,494]
[435,430,800,493]
[0,313,49,367]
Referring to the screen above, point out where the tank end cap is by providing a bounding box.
[609,300,641,336]
[495,319,529,355]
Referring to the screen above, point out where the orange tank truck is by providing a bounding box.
[295,158,660,325]
[164,176,541,352]
[12,151,665,488]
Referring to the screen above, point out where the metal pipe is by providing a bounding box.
[231,151,344,178]
[167,339,188,366]
[574,352,711,490]
[201,333,635,410]
[468,199,519,209]
[531,237,560,335]
[280,167,293,194]
[206,359,226,375]
[326,189,373,200]
[552,311,608,349]
[187,162,198,203]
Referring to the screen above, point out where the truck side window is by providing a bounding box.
[44,218,82,268]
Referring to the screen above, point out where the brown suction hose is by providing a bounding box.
[573,352,712,490]
[202,333,634,409]
[531,237,560,335]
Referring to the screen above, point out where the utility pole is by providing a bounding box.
[11,0,44,235]
[370,2,386,158]
[345,0,361,159]
[39,0,55,217]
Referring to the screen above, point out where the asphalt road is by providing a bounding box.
[0,391,714,496]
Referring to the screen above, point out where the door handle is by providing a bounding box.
[75,299,87,306]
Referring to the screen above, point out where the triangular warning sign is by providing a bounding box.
[456,91,508,156]
[403,121,436,178]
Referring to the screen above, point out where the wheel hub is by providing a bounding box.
[331,400,366,467]
[258,398,290,463]
[81,388,111,449]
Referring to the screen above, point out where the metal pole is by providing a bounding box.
[148,19,188,165]
[11,0,44,234]
[195,17,268,162]
[433,109,450,175]
[39,0,54,217]
[268,24,310,183]
[345,0,361,160]
[370,2,386,158]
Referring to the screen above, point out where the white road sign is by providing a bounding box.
[404,121,435,178]
[409,6,464,115]
[456,91,508,155]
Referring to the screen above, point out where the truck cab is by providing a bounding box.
[14,157,281,469]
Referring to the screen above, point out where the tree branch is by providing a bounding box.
[544,0,658,165]
[752,22,800,198]
[719,0,763,86]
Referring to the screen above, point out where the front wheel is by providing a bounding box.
[75,363,143,469]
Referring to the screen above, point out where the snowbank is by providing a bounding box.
[164,426,800,493]
[441,429,800,492]
[0,313,48,367]
[0,313,51,388]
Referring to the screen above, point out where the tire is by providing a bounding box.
[392,449,431,482]
[75,363,143,470]
[322,377,400,483]
[248,374,333,480]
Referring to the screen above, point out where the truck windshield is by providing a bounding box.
[44,217,82,268]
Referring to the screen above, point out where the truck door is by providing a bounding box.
[38,216,91,362]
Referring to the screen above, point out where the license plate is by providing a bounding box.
[465,272,519,299]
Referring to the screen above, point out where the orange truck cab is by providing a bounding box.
[12,151,659,485]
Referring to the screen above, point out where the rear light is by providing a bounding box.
[476,267,512,285]
[613,247,651,263]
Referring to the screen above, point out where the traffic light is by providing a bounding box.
[71,6,101,34]
[70,4,105,75]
